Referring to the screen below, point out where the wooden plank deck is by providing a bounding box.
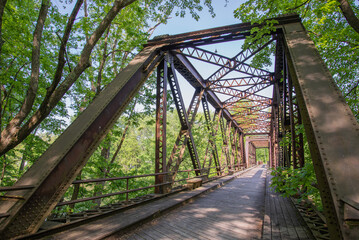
[115,165,314,240]
[262,171,314,240]
[34,165,315,239]
[33,168,254,239]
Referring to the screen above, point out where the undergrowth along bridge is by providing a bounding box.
[0,14,358,239]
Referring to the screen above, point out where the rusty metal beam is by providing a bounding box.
[177,46,271,79]
[146,14,300,48]
[283,22,359,239]
[155,58,168,194]
[206,39,274,82]
[172,52,242,131]
[166,85,204,180]
[0,45,164,238]
[202,94,220,175]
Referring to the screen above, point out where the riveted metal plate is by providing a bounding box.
[0,45,164,238]
[283,22,359,240]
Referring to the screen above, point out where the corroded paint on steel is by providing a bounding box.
[146,14,300,47]
[0,45,164,238]
[155,58,168,194]
[284,22,359,239]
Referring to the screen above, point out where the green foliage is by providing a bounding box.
[256,148,268,163]
[0,0,215,186]
[271,122,323,210]
[270,163,322,210]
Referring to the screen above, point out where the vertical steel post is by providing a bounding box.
[155,58,168,194]
[227,121,234,170]
[274,35,285,167]
[240,133,246,169]
[202,96,220,176]
[233,128,239,170]
[219,113,230,171]
[288,73,297,169]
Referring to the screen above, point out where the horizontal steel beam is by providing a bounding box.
[146,14,300,47]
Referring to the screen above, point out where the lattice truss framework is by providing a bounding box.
[0,14,358,240]
[177,42,273,134]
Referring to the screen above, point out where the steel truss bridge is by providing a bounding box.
[0,14,358,240]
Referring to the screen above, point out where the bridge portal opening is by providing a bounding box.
[0,14,358,240]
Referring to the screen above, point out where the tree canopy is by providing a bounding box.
[0,0,357,216]
[0,0,215,185]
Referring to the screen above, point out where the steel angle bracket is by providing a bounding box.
[282,22,359,239]
[0,45,165,239]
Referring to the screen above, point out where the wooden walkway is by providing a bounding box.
[112,165,314,240]
[263,171,314,240]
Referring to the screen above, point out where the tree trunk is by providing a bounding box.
[0,0,137,157]
[69,170,82,210]
[0,0,8,57]
[92,99,137,206]
[338,0,359,34]
[92,145,111,207]
[0,154,6,184]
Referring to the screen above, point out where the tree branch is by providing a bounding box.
[0,0,137,156]
[337,0,359,34]
[0,0,5,135]
[0,0,7,57]
[1,0,49,142]
[95,25,111,94]
[46,0,83,104]
[105,98,137,177]
[288,0,311,11]
[345,79,359,97]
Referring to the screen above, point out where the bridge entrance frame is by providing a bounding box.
[0,14,358,239]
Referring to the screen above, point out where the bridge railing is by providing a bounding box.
[51,166,228,211]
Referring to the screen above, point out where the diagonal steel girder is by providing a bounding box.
[171,51,243,131]
[167,63,202,179]
[202,94,221,175]
[0,45,164,238]
[283,22,359,239]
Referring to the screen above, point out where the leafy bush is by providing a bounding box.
[270,162,322,211]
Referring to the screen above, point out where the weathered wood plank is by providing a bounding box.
[98,166,314,240]
[273,192,292,239]
[162,221,211,240]
[282,197,314,240]
[268,175,281,239]
[277,194,300,240]
[262,170,272,240]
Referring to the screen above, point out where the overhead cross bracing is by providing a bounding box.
[0,14,358,240]
[173,40,274,135]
